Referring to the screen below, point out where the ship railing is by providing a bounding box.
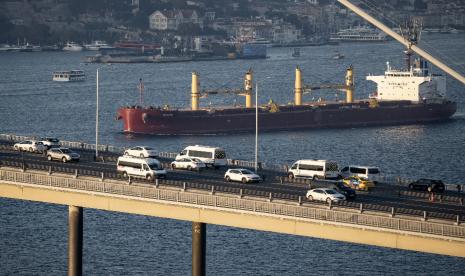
[1,168,464,239]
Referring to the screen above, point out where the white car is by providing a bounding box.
[224,168,262,183]
[13,140,46,153]
[47,148,80,163]
[306,188,346,203]
[39,137,60,149]
[170,157,206,171]
[123,146,157,158]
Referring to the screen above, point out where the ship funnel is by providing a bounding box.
[244,69,253,108]
[345,66,354,103]
[295,66,302,106]
[191,71,200,110]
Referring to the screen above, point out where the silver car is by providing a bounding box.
[47,148,80,163]
[13,140,46,153]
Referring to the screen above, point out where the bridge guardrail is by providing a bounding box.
[1,168,464,239]
[1,134,463,192]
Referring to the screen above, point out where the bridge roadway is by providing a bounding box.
[0,145,464,223]
[2,143,465,275]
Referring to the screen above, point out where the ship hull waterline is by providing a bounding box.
[117,101,457,135]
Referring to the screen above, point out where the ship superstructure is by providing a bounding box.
[368,60,446,103]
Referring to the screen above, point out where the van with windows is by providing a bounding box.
[176,145,227,168]
[287,159,339,180]
[339,165,381,183]
[117,156,166,180]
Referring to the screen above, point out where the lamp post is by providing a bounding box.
[254,83,258,172]
[95,69,99,160]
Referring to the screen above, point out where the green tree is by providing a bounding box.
[0,13,14,42]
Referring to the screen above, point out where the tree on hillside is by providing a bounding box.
[0,13,14,42]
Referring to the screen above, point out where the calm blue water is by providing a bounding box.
[1,34,465,275]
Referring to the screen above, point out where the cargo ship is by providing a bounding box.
[116,1,461,135]
[117,59,456,135]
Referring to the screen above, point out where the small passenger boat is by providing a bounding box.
[52,70,85,82]
[63,42,83,51]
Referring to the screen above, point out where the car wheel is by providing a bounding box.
[124,151,129,155]
[47,155,52,161]
[326,198,332,204]
[140,153,144,158]
[288,173,294,180]
[171,163,176,169]
[187,165,192,171]
[242,178,247,184]
[225,176,231,182]
[62,157,67,163]
[146,175,153,181]
[308,195,313,201]
[123,171,128,178]
[29,147,34,153]
[313,175,319,180]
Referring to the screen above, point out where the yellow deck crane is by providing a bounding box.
[191,69,254,110]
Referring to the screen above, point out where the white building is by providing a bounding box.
[272,23,301,44]
[149,10,202,31]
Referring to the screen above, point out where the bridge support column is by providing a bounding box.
[192,222,206,276]
[68,205,83,276]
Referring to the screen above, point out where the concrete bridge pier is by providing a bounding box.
[68,206,83,276]
[192,222,206,276]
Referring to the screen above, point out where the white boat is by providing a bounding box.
[52,70,85,82]
[330,26,387,42]
[62,42,83,51]
[332,51,344,59]
[84,40,113,51]
[20,43,41,52]
[0,44,21,52]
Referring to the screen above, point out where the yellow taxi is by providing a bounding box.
[342,176,375,191]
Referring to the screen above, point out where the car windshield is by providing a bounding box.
[144,147,154,150]
[149,163,161,170]
[61,149,71,153]
[325,190,337,194]
[241,169,254,174]
[192,158,202,162]
[368,168,380,174]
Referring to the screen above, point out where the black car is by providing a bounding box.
[333,181,357,199]
[408,178,445,193]
[310,180,356,200]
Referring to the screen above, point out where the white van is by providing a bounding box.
[176,145,227,168]
[339,166,380,183]
[288,160,339,180]
[117,156,167,180]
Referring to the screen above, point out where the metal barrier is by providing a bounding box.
[1,134,464,191]
[1,169,464,239]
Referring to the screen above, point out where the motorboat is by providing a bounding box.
[62,42,83,51]
[84,40,114,51]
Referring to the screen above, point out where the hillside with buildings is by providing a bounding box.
[1,0,464,47]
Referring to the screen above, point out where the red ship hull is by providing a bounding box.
[117,101,457,135]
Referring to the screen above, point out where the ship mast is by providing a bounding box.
[337,0,465,85]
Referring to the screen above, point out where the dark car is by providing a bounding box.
[408,178,445,193]
[309,180,356,200]
[333,181,357,199]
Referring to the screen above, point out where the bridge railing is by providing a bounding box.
[1,134,463,191]
[1,169,464,239]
